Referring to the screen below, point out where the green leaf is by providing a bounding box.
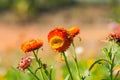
[65,74,70,80]
[102,48,108,54]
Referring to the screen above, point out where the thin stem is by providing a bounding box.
[33,51,45,80]
[72,42,82,80]
[110,41,116,80]
[110,64,113,80]
[63,52,74,80]
[110,52,115,80]
[35,67,42,74]
[49,61,57,80]
[89,59,111,71]
[41,68,48,80]
[114,70,120,80]
[50,67,53,80]
[33,51,40,66]
[27,67,40,80]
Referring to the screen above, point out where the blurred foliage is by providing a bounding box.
[110,0,120,22]
[61,59,120,80]
[0,0,12,11]
[0,0,120,21]
[1,56,120,80]
[5,68,36,80]
[0,0,74,12]
[0,0,75,21]
[3,67,56,80]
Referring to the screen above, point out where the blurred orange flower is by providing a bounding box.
[48,28,72,52]
[17,56,32,70]
[107,27,120,40]
[67,26,80,37]
[21,39,43,52]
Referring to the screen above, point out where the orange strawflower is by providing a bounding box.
[48,28,72,52]
[21,39,43,52]
[67,27,80,37]
[17,56,32,70]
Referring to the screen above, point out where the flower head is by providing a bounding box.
[106,27,120,43]
[67,27,80,37]
[17,56,32,70]
[48,28,72,52]
[21,39,43,52]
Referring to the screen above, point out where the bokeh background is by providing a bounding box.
[0,0,120,79]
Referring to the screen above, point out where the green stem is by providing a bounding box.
[33,51,40,65]
[50,67,53,80]
[63,52,74,80]
[110,63,113,80]
[27,67,40,80]
[33,51,45,80]
[110,53,115,80]
[89,59,111,71]
[72,42,82,80]
[114,70,120,80]
[110,64,113,80]
[35,67,42,74]
[109,41,116,80]
[49,61,56,80]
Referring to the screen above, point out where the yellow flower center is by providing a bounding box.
[50,36,64,49]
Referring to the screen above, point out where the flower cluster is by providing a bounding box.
[16,26,120,80]
[18,39,43,70]
[18,27,79,71]
[17,26,80,80]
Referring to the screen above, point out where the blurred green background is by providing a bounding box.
[0,0,120,22]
